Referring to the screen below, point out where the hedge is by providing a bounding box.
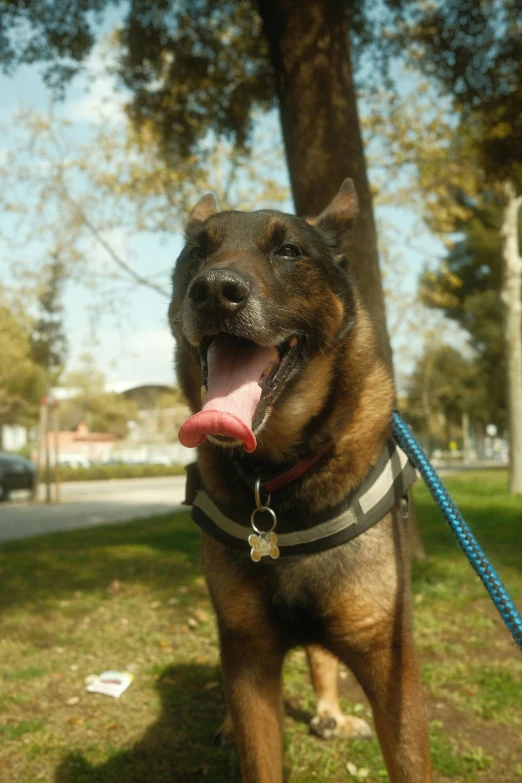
[57,463,187,482]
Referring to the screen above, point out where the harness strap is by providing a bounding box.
[190,439,416,556]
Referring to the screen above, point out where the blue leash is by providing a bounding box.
[392,411,522,653]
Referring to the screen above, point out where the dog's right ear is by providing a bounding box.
[186,194,219,230]
[308,179,359,231]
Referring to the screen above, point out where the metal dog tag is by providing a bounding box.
[249,478,279,562]
[249,531,280,561]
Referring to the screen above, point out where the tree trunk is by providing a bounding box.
[257,0,392,366]
[500,181,522,494]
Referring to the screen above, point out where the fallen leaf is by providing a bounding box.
[106,722,119,731]
[106,579,121,595]
[66,696,80,706]
[188,618,198,630]
[67,717,84,726]
[346,761,357,776]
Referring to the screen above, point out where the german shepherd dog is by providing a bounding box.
[169,181,431,782]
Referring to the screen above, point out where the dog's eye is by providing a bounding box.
[276,244,301,259]
[189,246,205,260]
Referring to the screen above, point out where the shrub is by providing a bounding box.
[58,463,186,482]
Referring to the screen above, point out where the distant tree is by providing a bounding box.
[0,0,393,362]
[420,197,522,430]
[60,355,139,439]
[30,254,68,385]
[0,294,46,444]
[406,343,487,451]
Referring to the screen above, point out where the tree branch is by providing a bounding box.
[59,184,170,299]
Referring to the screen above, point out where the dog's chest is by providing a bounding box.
[270,589,324,645]
[263,552,346,645]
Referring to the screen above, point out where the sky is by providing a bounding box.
[0,25,456,390]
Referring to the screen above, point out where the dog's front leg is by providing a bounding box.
[220,630,286,783]
[339,635,431,783]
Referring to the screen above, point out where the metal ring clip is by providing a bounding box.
[254,476,270,511]
[250,505,277,535]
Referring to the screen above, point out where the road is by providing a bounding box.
[0,476,187,542]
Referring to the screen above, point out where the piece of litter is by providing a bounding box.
[86,670,134,699]
[85,674,98,685]
[346,763,369,779]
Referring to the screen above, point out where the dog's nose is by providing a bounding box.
[188,270,251,315]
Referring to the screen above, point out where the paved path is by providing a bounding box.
[0,476,187,542]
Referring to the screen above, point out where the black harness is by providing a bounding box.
[188,438,416,558]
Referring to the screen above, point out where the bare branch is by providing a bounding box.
[58,184,170,299]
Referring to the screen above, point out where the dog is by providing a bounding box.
[168,180,431,783]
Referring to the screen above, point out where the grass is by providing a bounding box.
[0,469,521,782]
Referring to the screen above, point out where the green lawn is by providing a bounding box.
[0,470,521,782]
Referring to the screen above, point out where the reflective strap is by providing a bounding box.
[193,490,356,547]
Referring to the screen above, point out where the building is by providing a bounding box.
[46,422,117,467]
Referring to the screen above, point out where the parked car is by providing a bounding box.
[0,452,36,501]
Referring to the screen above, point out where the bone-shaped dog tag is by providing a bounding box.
[248,531,280,562]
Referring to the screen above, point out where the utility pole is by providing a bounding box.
[52,401,61,503]
[32,399,48,503]
[44,397,52,504]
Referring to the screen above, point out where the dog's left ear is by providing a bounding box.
[308,179,359,230]
[187,193,219,230]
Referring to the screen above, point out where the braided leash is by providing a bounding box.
[392,411,522,653]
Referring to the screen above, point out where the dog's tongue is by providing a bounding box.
[178,335,277,452]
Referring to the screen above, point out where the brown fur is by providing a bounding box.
[169,185,431,782]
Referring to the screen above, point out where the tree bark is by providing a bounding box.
[257,0,392,366]
[500,181,522,495]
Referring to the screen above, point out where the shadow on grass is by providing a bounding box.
[54,663,242,783]
[0,512,202,611]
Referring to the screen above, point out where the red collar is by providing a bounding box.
[234,440,334,494]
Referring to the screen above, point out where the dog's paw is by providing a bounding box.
[215,714,236,746]
[310,713,372,740]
